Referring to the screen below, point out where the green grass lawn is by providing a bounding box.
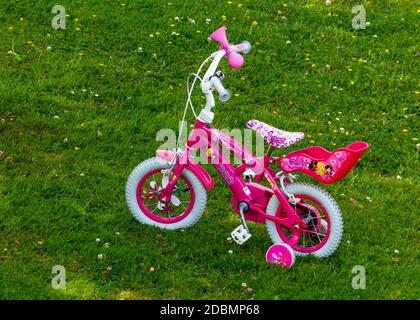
[0,0,419,299]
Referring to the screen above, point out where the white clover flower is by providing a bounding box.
[97,253,104,260]
[394,249,399,254]
[228,250,233,254]
[96,238,101,242]
[241,282,247,287]
[396,175,402,180]
[205,18,211,24]
[104,242,110,248]
[286,40,291,45]
[47,46,52,51]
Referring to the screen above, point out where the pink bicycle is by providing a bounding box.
[126,27,369,261]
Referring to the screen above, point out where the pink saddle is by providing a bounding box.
[247,119,305,149]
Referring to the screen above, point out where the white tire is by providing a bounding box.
[266,182,343,258]
[125,157,207,230]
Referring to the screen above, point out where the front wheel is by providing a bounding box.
[265,182,343,258]
[125,157,207,230]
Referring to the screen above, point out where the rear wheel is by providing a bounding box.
[265,183,343,258]
[125,157,207,230]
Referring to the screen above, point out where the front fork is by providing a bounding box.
[159,150,189,203]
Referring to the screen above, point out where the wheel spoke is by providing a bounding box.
[144,202,158,209]
[304,229,326,238]
[305,229,325,245]
[152,174,159,187]
[301,232,306,247]
[176,183,188,190]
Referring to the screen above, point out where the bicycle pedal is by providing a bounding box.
[231,225,252,245]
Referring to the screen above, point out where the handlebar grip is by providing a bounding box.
[230,41,251,54]
[210,76,231,102]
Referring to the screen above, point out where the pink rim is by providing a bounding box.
[135,169,195,224]
[275,194,331,253]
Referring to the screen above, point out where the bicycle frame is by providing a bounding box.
[158,118,309,237]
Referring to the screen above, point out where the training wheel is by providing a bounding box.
[265,244,296,268]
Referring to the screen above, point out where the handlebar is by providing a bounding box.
[202,40,251,103]
[210,75,231,102]
[230,41,252,55]
[198,27,252,123]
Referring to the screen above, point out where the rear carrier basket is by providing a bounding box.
[278,141,369,184]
